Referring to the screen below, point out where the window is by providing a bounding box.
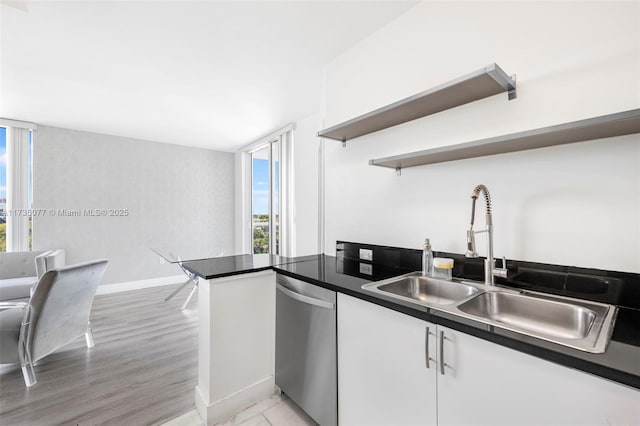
[28,131,33,250]
[251,139,281,254]
[0,119,35,252]
[242,124,293,256]
[0,128,6,251]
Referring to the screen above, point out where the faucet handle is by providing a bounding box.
[493,256,508,278]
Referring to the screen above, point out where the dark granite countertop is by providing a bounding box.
[183,253,640,390]
[181,253,319,279]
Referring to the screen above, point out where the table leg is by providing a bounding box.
[180,281,199,311]
[165,278,193,301]
[165,262,200,309]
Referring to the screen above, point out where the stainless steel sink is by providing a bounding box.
[458,292,597,339]
[362,271,617,353]
[362,272,483,307]
[456,291,616,352]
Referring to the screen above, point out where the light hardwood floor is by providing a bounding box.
[0,284,199,426]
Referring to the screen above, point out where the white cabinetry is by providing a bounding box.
[338,293,437,426]
[338,294,640,426]
[437,324,640,426]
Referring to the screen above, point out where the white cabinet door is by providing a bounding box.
[338,293,437,426]
[437,325,640,426]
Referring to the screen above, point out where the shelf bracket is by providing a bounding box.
[395,167,402,176]
[342,139,347,148]
[507,74,517,100]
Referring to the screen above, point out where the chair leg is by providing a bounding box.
[21,363,37,387]
[19,342,37,387]
[16,303,36,387]
[85,324,95,348]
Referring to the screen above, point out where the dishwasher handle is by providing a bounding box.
[276,283,335,310]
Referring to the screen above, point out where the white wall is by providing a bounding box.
[322,1,640,273]
[33,126,235,284]
[293,113,321,255]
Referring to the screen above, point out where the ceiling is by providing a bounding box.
[0,0,418,151]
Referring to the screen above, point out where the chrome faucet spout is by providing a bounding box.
[471,184,492,215]
[465,184,506,285]
[466,230,478,258]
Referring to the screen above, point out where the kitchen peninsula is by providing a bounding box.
[183,244,640,426]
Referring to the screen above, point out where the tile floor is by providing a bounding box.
[161,393,317,426]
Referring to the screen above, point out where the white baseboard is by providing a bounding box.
[96,275,186,295]
[195,376,275,425]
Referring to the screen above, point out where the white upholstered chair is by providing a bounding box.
[0,259,108,387]
[0,250,66,301]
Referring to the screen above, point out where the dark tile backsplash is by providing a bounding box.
[336,241,640,310]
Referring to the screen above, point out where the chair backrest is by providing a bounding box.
[44,250,66,275]
[35,249,66,278]
[34,251,53,279]
[27,260,108,362]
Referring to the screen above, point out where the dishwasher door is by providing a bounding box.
[275,274,337,426]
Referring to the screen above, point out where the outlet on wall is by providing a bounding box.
[359,263,373,275]
[359,248,373,262]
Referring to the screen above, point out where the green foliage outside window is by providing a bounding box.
[253,225,269,254]
[0,219,32,252]
[253,214,269,254]
[252,214,279,254]
[0,222,5,252]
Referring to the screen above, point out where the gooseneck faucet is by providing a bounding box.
[466,184,507,285]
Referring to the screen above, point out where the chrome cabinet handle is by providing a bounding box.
[425,326,435,368]
[439,330,445,375]
[425,327,430,368]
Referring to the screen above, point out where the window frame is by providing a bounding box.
[239,123,295,256]
[0,118,36,252]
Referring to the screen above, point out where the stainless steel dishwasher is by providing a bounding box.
[275,274,337,426]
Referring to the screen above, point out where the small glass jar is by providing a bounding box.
[433,257,454,280]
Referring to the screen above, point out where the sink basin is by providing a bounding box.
[456,291,616,352]
[362,271,616,353]
[458,292,597,339]
[362,273,482,307]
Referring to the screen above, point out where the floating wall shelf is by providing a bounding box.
[317,63,516,144]
[369,109,640,173]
